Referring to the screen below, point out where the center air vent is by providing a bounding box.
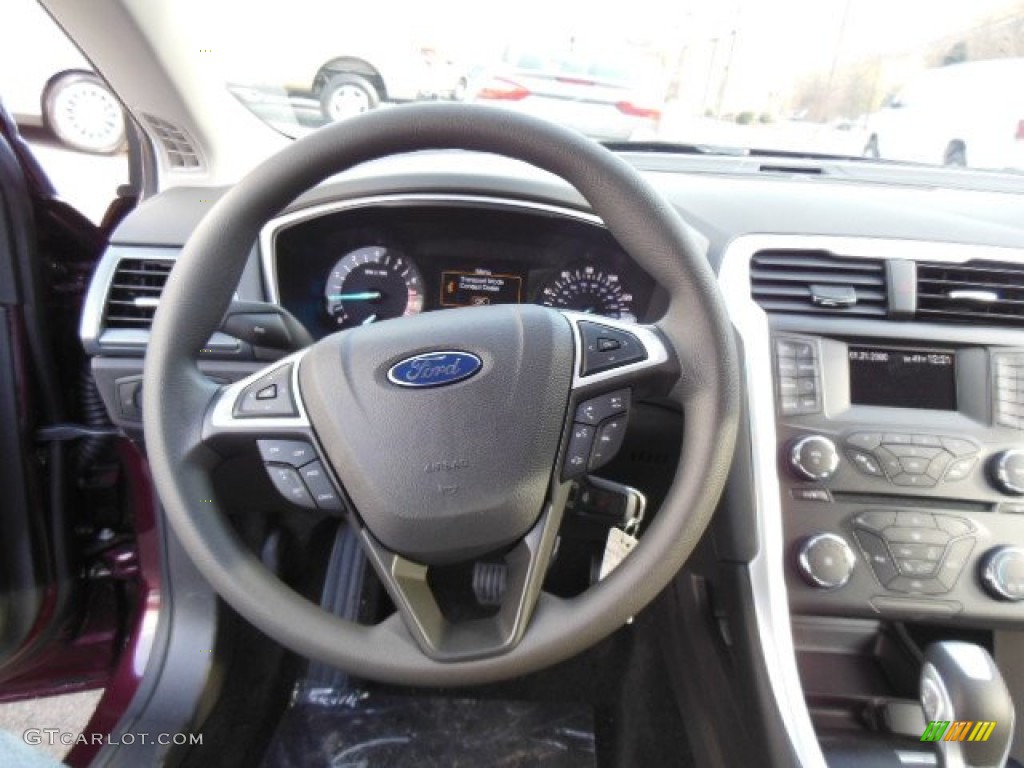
[750,250,887,317]
[103,257,174,330]
[917,261,1024,327]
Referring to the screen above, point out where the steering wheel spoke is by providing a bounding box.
[202,351,347,514]
[358,483,569,661]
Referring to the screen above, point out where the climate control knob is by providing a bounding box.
[990,449,1024,496]
[980,547,1024,601]
[789,435,840,481]
[797,533,856,589]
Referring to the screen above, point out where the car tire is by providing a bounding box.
[863,135,880,158]
[319,73,380,122]
[43,71,126,155]
[944,142,967,167]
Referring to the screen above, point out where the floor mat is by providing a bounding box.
[261,690,596,768]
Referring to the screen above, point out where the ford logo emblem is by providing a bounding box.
[387,351,482,388]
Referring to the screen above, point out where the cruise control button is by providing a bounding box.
[562,423,596,479]
[883,527,949,546]
[265,464,315,509]
[299,461,343,511]
[589,417,627,471]
[257,439,316,467]
[943,456,977,482]
[846,432,883,451]
[578,322,646,376]
[575,389,630,425]
[235,364,298,418]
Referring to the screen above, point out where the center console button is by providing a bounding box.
[912,434,944,447]
[873,448,903,478]
[890,542,945,561]
[892,473,937,488]
[886,445,942,460]
[926,452,954,480]
[899,457,930,475]
[895,511,936,528]
[943,456,977,482]
[941,437,978,457]
[789,435,840,481]
[854,510,896,532]
[936,537,975,590]
[883,433,913,445]
[846,432,883,451]
[884,527,949,546]
[887,576,947,595]
[854,529,898,585]
[848,449,884,477]
[898,559,937,577]
[934,516,973,537]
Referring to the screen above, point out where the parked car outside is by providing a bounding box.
[468,41,667,142]
[0,0,126,154]
[864,58,1024,170]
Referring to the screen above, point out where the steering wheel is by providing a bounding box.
[144,103,739,686]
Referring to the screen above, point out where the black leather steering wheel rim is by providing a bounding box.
[143,103,740,685]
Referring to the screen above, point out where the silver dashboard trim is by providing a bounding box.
[560,310,670,389]
[718,233,1024,768]
[258,193,604,304]
[207,349,312,432]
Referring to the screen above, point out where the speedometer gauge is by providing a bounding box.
[324,246,424,328]
[540,264,636,321]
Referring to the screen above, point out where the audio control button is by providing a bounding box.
[941,437,978,457]
[927,452,953,480]
[892,473,937,488]
[888,577,947,595]
[895,511,936,528]
[884,528,949,546]
[934,516,973,537]
[936,538,975,590]
[846,432,883,451]
[853,510,896,532]
[848,449,884,477]
[854,529,898,585]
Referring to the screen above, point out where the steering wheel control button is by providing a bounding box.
[257,439,316,467]
[789,435,839,481]
[563,423,596,479]
[589,417,627,471]
[265,464,315,509]
[979,547,1024,601]
[234,364,297,417]
[990,449,1024,495]
[298,462,343,511]
[575,389,630,425]
[797,533,855,589]
[578,321,646,376]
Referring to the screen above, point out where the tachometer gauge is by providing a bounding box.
[324,246,424,328]
[540,264,636,321]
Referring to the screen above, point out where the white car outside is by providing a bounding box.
[0,0,126,154]
[865,58,1024,171]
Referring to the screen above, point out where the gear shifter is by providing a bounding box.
[920,642,1016,768]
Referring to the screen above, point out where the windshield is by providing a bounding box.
[212,0,1024,172]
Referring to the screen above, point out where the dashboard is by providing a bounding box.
[79,149,1024,768]
[263,197,663,339]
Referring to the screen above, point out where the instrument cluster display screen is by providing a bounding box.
[849,345,957,410]
[440,269,523,307]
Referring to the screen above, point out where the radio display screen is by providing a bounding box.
[848,345,957,411]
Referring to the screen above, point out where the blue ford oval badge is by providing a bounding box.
[387,351,482,388]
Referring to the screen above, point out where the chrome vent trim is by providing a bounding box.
[141,113,204,171]
[917,261,1024,327]
[750,249,887,317]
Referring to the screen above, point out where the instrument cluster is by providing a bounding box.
[270,202,661,338]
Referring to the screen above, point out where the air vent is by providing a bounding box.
[141,114,203,170]
[750,250,887,317]
[103,257,174,330]
[917,261,1024,327]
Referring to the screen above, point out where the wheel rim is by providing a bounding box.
[327,84,373,120]
[51,80,124,152]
